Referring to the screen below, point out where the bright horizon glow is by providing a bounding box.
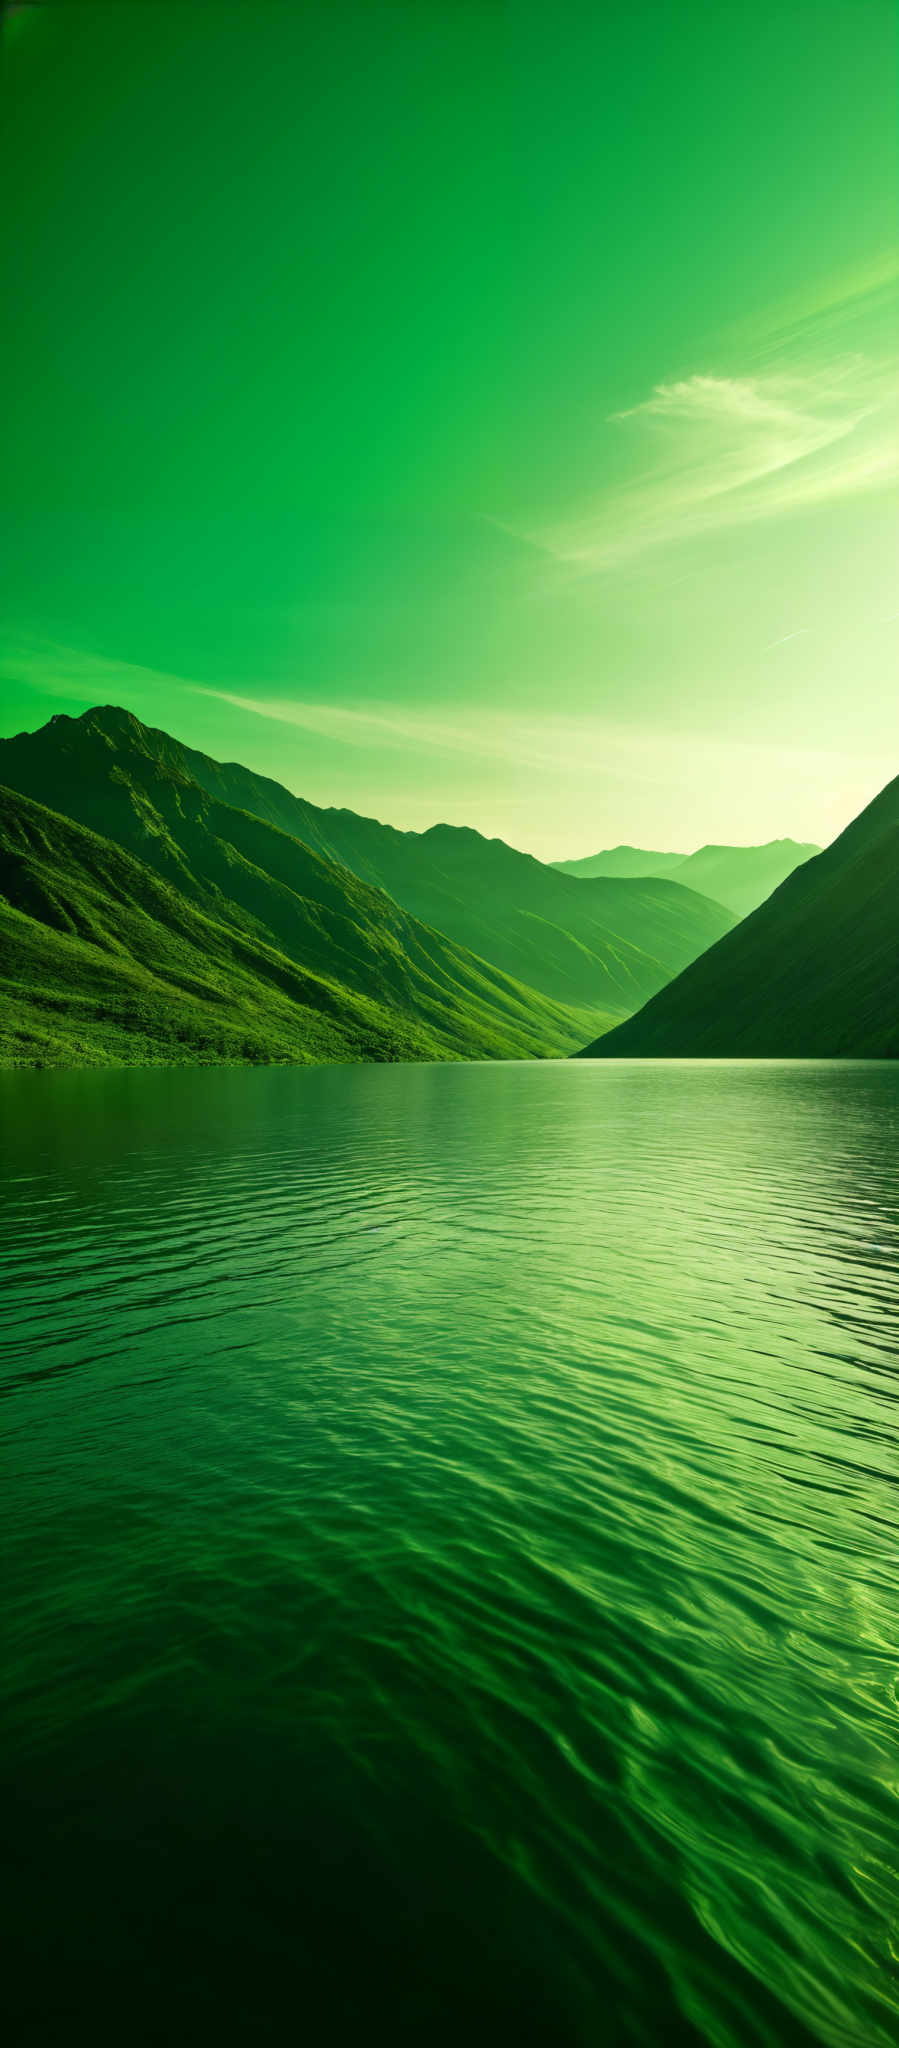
[4,638,890,861]
[2,2,896,860]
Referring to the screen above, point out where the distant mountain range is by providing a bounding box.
[553,846,684,880]
[582,773,899,1059]
[554,839,820,917]
[0,706,733,1067]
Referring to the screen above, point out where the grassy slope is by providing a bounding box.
[581,774,899,1059]
[1,707,733,1025]
[181,738,735,1005]
[312,822,734,1015]
[0,785,596,1069]
[28,707,734,1012]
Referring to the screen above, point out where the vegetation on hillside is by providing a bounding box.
[582,775,899,1059]
[0,784,601,1069]
[0,707,734,1019]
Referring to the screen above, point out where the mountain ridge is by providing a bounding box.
[553,845,685,880]
[553,836,820,915]
[0,780,596,1067]
[1,706,736,1021]
[580,771,899,1060]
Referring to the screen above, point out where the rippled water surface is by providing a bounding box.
[2,1062,898,2046]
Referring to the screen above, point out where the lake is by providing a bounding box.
[2,1061,897,2046]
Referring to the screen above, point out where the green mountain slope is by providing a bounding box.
[0,785,595,1069]
[670,840,820,918]
[553,846,684,879]
[307,820,734,1013]
[181,750,734,1007]
[553,838,819,916]
[4,707,733,1017]
[581,774,899,1060]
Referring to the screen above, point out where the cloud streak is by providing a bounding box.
[763,629,814,652]
[515,356,897,570]
[3,639,893,860]
[192,687,564,774]
[193,686,890,801]
[744,250,899,366]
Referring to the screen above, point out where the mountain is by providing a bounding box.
[297,820,734,1014]
[580,774,899,1060]
[553,846,684,879]
[0,708,733,1022]
[0,783,588,1067]
[668,840,820,918]
[553,839,820,917]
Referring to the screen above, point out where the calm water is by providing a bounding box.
[2,1062,898,2047]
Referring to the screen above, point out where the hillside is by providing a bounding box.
[553,846,684,880]
[307,821,734,1014]
[0,785,594,1069]
[179,743,734,1007]
[0,708,734,1022]
[553,838,819,916]
[581,774,899,1060]
[670,840,820,918]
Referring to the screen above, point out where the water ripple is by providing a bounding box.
[1,1061,898,2046]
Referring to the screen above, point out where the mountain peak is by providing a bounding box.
[1,702,736,1026]
[79,704,151,735]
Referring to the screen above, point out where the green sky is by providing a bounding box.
[2,1,897,856]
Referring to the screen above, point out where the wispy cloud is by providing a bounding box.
[192,687,558,773]
[763,628,814,653]
[3,637,893,858]
[199,690,896,856]
[193,686,891,806]
[515,355,897,570]
[744,250,899,365]
[0,635,196,707]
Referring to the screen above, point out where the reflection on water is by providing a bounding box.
[1,1061,898,2046]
